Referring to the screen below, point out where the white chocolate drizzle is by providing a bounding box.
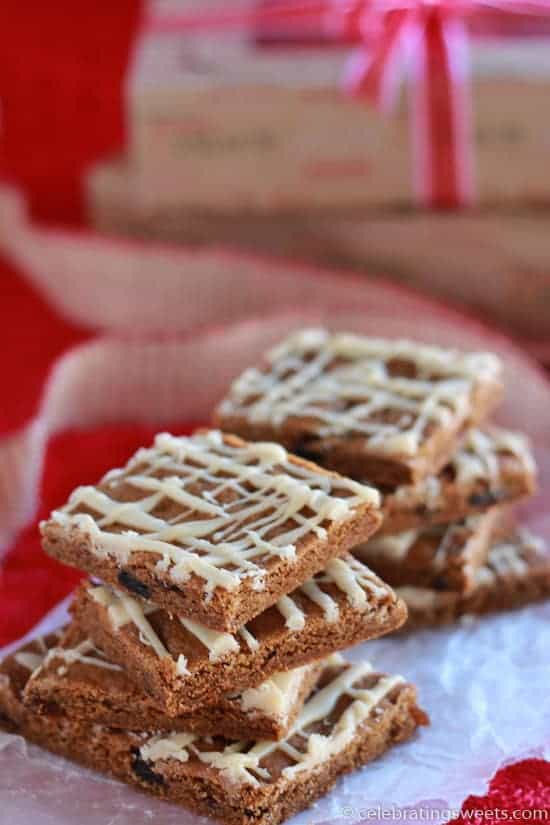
[140,732,195,764]
[356,513,489,571]
[397,529,546,609]
[15,651,47,672]
[179,617,239,661]
[394,586,440,610]
[239,664,315,717]
[299,580,339,623]
[484,537,530,578]
[139,659,404,786]
[390,427,535,511]
[17,633,123,684]
[18,628,324,726]
[360,530,419,562]
[453,428,535,486]
[14,630,63,674]
[43,639,124,676]
[218,329,501,457]
[237,626,260,653]
[45,430,378,597]
[89,586,169,660]
[277,594,306,631]
[88,553,390,674]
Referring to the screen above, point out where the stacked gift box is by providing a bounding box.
[2,330,549,822]
[86,6,550,359]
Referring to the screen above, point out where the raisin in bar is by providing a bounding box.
[22,623,323,741]
[354,508,502,594]
[1,651,428,825]
[214,329,503,487]
[380,427,536,535]
[41,430,382,633]
[72,552,407,716]
[396,529,550,628]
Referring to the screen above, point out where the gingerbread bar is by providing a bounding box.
[72,552,407,716]
[354,508,502,594]
[0,631,64,732]
[214,329,503,487]
[380,427,536,535]
[396,529,550,628]
[41,430,382,632]
[22,623,323,741]
[1,652,428,825]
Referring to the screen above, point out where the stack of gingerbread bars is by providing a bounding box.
[2,429,428,824]
[214,330,549,628]
[2,330,548,824]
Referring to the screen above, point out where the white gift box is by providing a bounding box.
[85,27,550,356]
[124,30,550,211]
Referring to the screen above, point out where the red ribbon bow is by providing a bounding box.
[147,0,550,208]
[325,0,550,206]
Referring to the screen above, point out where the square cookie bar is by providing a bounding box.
[354,508,501,594]
[380,428,536,535]
[22,623,323,741]
[41,430,382,632]
[214,329,503,487]
[72,552,407,716]
[0,631,64,731]
[1,652,428,825]
[396,529,550,627]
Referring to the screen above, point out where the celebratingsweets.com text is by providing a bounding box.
[338,805,549,822]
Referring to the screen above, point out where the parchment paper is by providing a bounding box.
[2,557,549,825]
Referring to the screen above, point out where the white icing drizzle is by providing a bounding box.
[299,579,339,623]
[356,514,488,571]
[18,632,123,686]
[219,329,501,457]
[90,586,170,660]
[179,617,239,661]
[277,594,306,631]
[397,529,547,608]
[239,665,314,716]
[485,539,529,577]
[176,654,190,675]
[324,652,347,667]
[391,427,535,509]
[17,623,321,726]
[394,586,440,610]
[43,639,123,676]
[280,672,403,779]
[88,554,389,674]
[237,626,259,652]
[358,530,419,562]
[120,594,171,660]
[432,520,473,571]
[453,428,535,486]
[46,430,378,596]
[89,585,153,628]
[139,660,404,786]
[314,555,389,604]
[13,630,63,674]
[321,557,368,609]
[197,744,271,785]
[140,732,195,764]
[14,651,46,672]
